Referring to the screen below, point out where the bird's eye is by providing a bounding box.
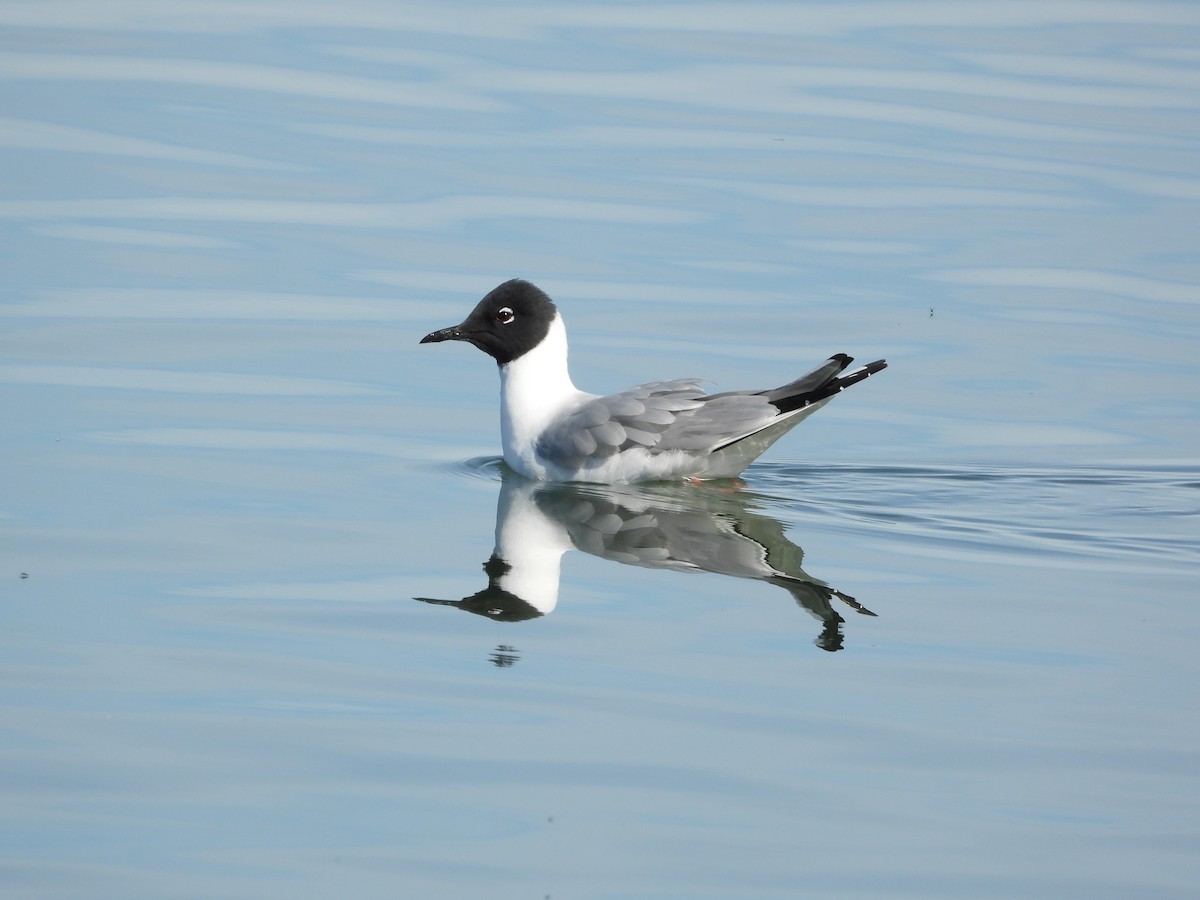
[496,306,515,325]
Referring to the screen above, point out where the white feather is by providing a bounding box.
[498,312,592,479]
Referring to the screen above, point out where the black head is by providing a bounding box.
[420,279,558,366]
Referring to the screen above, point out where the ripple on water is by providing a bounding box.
[437,455,507,482]
[744,461,1200,573]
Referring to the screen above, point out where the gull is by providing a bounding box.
[420,279,886,483]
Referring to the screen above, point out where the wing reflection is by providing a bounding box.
[417,474,876,651]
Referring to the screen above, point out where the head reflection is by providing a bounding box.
[416,472,876,652]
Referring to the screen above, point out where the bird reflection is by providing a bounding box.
[416,472,876,652]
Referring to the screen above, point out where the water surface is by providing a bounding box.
[2,3,1199,898]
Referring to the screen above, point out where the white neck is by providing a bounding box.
[498,313,589,476]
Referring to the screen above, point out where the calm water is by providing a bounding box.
[3,3,1199,898]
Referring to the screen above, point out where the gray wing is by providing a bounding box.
[535,378,780,470]
[669,354,867,453]
[535,356,867,472]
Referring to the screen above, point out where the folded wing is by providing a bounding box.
[536,355,886,474]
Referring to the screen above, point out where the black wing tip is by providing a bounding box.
[770,355,887,413]
[835,358,888,389]
[825,354,888,377]
[828,355,886,373]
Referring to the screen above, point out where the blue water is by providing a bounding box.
[3,3,1199,898]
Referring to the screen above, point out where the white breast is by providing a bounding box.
[498,313,593,478]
